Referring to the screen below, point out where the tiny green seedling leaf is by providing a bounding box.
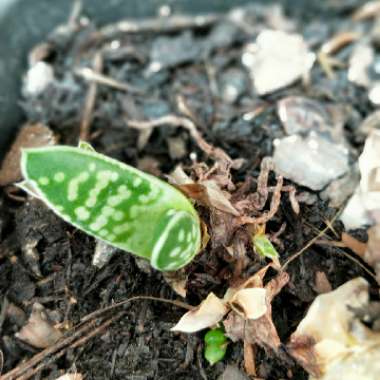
[252,233,279,261]
[20,144,201,271]
[252,224,280,266]
[204,328,228,365]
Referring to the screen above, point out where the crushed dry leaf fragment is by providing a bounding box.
[15,303,63,348]
[172,265,286,334]
[171,293,227,333]
[224,267,289,353]
[288,277,380,380]
[55,374,83,380]
[164,269,188,298]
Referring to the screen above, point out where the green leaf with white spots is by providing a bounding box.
[20,145,201,271]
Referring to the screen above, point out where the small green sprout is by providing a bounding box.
[252,225,280,266]
[204,328,228,365]
[20,143,201,271]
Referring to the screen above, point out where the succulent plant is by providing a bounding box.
[20,143,201,271]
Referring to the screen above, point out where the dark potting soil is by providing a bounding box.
[0,0,377,379]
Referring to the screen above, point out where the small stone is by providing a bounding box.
[206,21,240,51]
[341,131,380,229]
[320,166,360,207]
[368,82,380,105]
[219,68,248,104]
[358,110,380,136]
[348,43,374,87]
[303,21,330,48]
[296,191,319,205]
[273,133,350,191]
[167,136,187,160]
[23,61,54,96]
[277,96,336,137]
[218,365,250,380]
[92,240,118,269]
[242,30,315,95]
[148,31,202,72]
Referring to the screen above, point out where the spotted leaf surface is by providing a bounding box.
[21,146,201,271]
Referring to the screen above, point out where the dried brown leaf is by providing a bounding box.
[314,271,332,294]
[341,232,367,258]
[164,269,188,298]
[210,209,239,248]
[178,183,208,203]
[15,303,62,348]
[168,165,193,185]
[224,269,289,352]
[55,374,83,380]
[0,123,55,186]
[287,277,370,377]
[229,288,267,320]
[171,293,227,333]
[202,180,240,216]
[178,181,239,216]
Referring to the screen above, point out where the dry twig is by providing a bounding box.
[75,67,142,95]
[127,115,233,165]
[79,53,103,141]
[281,211,341,270]
[239,176,283,225]
[79,295,192,326]
[90,13,219,41]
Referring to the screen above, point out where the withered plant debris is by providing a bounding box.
[1,0,380,379]
[0,123,55,186]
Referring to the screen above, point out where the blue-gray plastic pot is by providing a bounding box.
[1,0,328,158]
[0,0,265,159]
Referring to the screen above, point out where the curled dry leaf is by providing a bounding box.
[169,165,239,216]
[288,277,380,380]
[228,288,267,320]
[224,269,289,352]
[16,303,62,348]
[172,266,279,333]
[171,293,227,333]
[201,180,240,216]
[179,182,240,216]
[168,165,193,185]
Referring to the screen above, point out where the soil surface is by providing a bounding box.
[0,1,377,379]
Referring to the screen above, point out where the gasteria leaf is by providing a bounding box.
[20,145,201,271]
